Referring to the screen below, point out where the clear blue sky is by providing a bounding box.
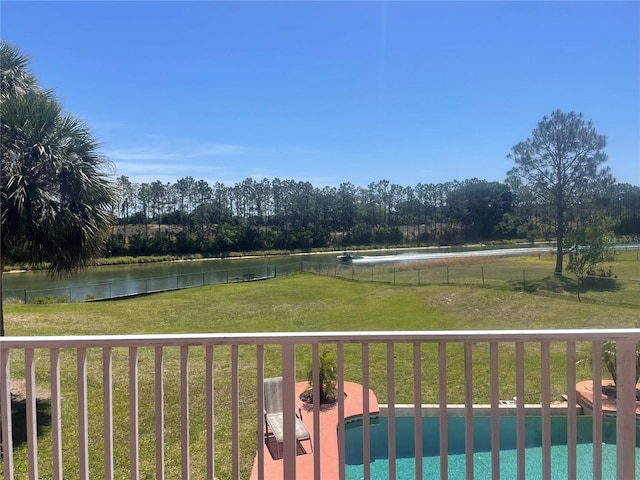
[2,1,639,188]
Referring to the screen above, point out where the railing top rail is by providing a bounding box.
[1,329,639,349]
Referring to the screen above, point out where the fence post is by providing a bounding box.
[109,283,112,299]
[446,266,449,285]
[24,289,27,304]
[522,270,526,293]
[481,266,485,288]
[616,338,637,479]
[69,288,72,302]
[281,343,297,478]
[393,268,396,286]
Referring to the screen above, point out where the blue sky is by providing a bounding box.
[2,1,639,188]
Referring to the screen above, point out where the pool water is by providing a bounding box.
[344,415,640,480]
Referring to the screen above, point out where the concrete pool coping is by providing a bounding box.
[378,403,583,417]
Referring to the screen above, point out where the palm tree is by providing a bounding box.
[1,42,115,336]
[1,42,38,101]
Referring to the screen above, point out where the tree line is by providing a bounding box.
[107,174,640,257]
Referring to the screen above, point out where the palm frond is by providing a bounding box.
[1,88,116,276]
[0,41,38,100]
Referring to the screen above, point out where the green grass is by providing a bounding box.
[323,250,640,308]
[2,253,639,479]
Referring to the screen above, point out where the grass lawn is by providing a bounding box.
[2,252,639,479]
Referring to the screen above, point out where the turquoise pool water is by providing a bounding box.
[344,415,640,480]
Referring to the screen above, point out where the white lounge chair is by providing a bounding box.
[263,376,312,457]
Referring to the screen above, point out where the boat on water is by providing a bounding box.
[337,252,361,262]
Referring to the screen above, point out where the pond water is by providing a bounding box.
[1,244,561,302]
[1,254,330,302]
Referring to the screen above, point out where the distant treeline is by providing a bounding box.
[97,176,640,257]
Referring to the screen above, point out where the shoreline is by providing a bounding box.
[1,241,549,273]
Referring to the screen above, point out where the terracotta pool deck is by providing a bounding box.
[249,381,379,480]
[250,380,638,479]
[575,379,640,416]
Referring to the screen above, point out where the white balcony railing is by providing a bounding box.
[1,329,639,480]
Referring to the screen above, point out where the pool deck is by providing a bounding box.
[249,380,634,479]
[575,379,640,416]
[249,381,379,480]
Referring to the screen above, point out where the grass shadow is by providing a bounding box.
[509,274,622,295]
[580,276,622,293]
[506,274,572,294]
[1,396,52,451]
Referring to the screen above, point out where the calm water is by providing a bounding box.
[1,254,328,301]
[344,415,640,480]
[11,243,628,301]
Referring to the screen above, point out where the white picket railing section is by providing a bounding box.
[1,329,639,480]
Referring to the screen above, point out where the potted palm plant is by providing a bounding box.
[579,341,640,400]
[599,341,640,399]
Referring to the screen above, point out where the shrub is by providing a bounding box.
[33,294,70,304]
[302,349,337,404]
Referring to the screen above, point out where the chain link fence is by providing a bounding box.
[3,249,638,308]
[301,261,640,309]
[2,263,303,304]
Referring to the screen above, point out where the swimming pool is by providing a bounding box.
[344,415,640,479]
